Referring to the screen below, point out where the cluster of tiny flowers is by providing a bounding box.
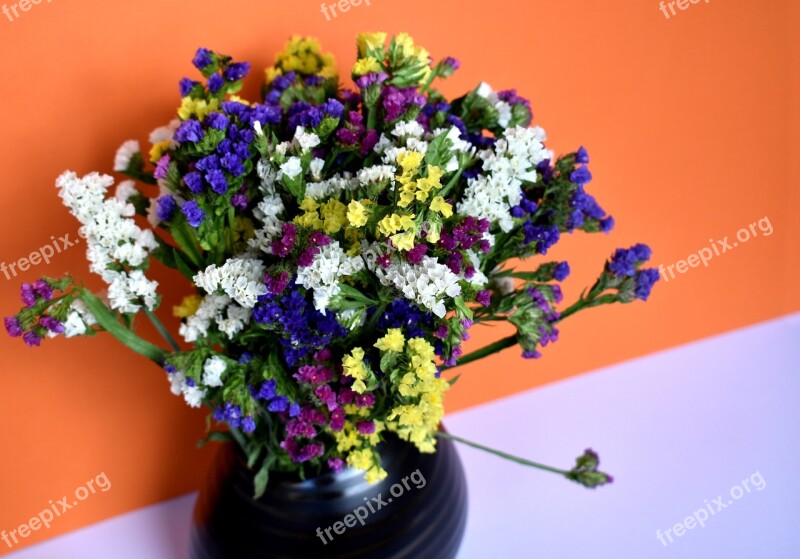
[56,172,159,313]
[5,32,656,490]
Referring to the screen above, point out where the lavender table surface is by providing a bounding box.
[7,313,800,559]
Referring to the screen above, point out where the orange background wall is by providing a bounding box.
[0,0,797,552]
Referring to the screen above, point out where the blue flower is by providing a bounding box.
[207,73,224,93]
[192,48,214,70]
[608,244,652,277]
[179,78,199,97]
[570,166,592,186]
[156,195,177,222]
[181,200,206,228]
[634,269,659,301]
[523,223,560,254]
[224,62,251,82]
[576,146,590,164]
[205,169,228,194]
[554,262,570,282]
[205,112,230,131]
[174,120,204,143]
[183,171,204,194]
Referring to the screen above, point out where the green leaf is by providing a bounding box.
[169,216,204,268]
[196,431,232,448]
[253,454,277,499]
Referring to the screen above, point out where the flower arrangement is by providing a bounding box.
[4,33,658,495]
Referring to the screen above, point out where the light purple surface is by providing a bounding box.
[7,313,800,559]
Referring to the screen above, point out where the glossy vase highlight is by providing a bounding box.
[190,433,468,559]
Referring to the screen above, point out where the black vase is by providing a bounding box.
[190,432,469,559]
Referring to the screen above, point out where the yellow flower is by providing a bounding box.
[429,196,453,218]
[149,140,171,164]
[407,337,436,361]
[227,95,251,107]
[343,347,370,393]
[394,33,416,58]
[397,150,424,174]
[377,213,415,237]
[319,53,338,80]
[177,96,219,120]
[265,66,282,85]
[352,57,382,76]
[173,294,202,318]
[375,328,406,353]
[357,32,387,57]
[320,199,348,234]
[390,231,416,251]
[346,200,370,228]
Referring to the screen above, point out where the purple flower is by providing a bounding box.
[242,416,256,433]
[23,331,41,347]
[523,223,560,254]
[192,48,214,70]
[354,393,376,408]
[357,421,376,435]
[570,166,592,186]
[4,316,22,337]
[205,169,229,194]
[179,78,199,97]
[265,272,290,296]
[220,153,245,177]
[608,244,652,277]
[328,457,345,473]
[576,146,590,164]
[600,216,615,234]
[174,120,204,143]
[207,73,224,93]
[406,244,428,265]
[205,112,230,131]
[232,193,248,210]
[156,195,177,222]
[181,200,206,228]
[554,262,571,282]
[476,290,491,306]
[154,155,171,180]
[355,71,388,90]
[268,396,289,412]
[183,171,204,194]
[224,62,251,82]
[21,283,37,306]
[39,316,64,334]
[634,269,660,301]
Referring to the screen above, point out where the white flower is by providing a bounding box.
[114,180,138,202]
[183,385,207,408]
[107,270,159,314]
[202,356,228,387]
[149,119,180,145]
[475,81,512,128]
[309,158,325,181]
[179,295,231,342]
[357,165,396,187]
[217,304,251,339]
[280,156,303,179]
[304,174,357,200]
[275,142,291,156]
[113,140,140,172]
[194,257,267,308]
[295,241,365,313]
[373,254,462,318]
[391,120,425,139]
[63,312,87,337]
[294,126,321,151]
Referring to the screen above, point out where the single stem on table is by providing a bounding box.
[437,432,569,477]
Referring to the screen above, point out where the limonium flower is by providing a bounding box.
[5,34,650,493]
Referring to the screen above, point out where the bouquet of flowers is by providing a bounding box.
[4,33,658,495]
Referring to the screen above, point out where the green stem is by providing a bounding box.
[419,65,440,94]
[437,432,569,476]
[142,307,181,352]
[445,334,517,370]
[78,290,167,363]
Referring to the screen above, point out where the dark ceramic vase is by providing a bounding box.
[190,432,468,559]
